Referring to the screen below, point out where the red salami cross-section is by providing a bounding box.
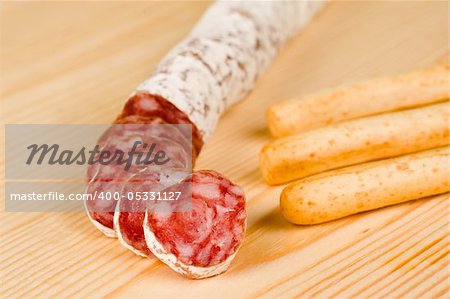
[85,116,194,238]
[143,170,246,278]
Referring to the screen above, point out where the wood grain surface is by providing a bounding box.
[1,1,449,298]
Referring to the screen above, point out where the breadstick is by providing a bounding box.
[260,101,449,185]
[280,147,450,225]
[267,65,450,137]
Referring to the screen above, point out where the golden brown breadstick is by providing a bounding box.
[267,65,449,137]
[260,102,449,185]
[280,147,450,225]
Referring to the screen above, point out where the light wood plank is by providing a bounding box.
[1,1,448,298]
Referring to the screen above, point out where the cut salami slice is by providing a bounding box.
[85,138,141,238]
[114,169,188,257]
[143,170,246,279]
[85,130,140,238]
[85,173,129,238]
[113,131,192,256]
[85,116,193,238]
[119,93,204,154]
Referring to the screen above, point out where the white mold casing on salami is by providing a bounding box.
[135,1,326,141]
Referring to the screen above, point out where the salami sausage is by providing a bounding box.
[85,1,326,278]
[125,1,326,142]
[143,170,246,279]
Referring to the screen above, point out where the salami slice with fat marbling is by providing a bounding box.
[114,169,188,257]
[85,116,194,238]
[113,137,192,257]
[143,170,246,279]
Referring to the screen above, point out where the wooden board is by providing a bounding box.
[1,1,448,298]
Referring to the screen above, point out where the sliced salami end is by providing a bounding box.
[114,206,149,257]
[84,199,117,238]
[119,93,204,153]
[114,169,189,257]
[143,170,246,279]
[85,177,127,238]
[113,171,162,257]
